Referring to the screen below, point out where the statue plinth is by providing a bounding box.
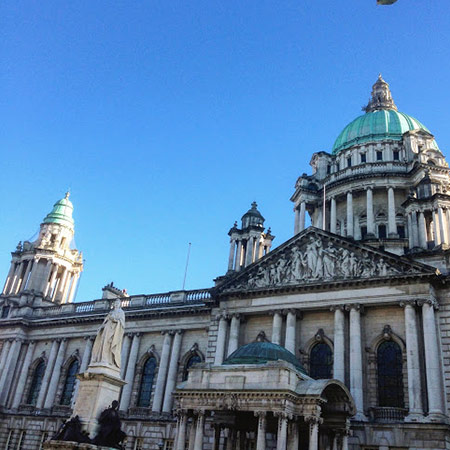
[72,365,126,437]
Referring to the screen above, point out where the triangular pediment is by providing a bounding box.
[218,227,438,294]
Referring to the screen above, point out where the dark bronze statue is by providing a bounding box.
[52,415,91,443]
[93,400,126,449]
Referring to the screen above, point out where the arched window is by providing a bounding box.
[137,357,157,407]
[182,354,202,381]
[309,343,333,379]
[377,341,404,407]
[27,360,45,405]
[60,360,80,406]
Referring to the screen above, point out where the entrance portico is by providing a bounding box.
[174,346,355,450]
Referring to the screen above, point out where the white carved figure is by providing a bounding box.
[91,299,125,369]
[231,234,404,291]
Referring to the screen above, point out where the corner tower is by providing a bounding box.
[227,202,274,272]
[1,193,83,304]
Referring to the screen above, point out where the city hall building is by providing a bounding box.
[1,76,450,449]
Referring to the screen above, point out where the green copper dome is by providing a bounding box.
[223,341,307,374]
[332,109,438,154]
[43,192,74,228]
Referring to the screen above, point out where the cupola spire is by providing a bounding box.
[363,74,398,113]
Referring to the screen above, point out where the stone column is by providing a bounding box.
[255,412,267,450]
[332,433,340,450]
[332,306,345,383]
[411,211,419,248]
[418,211,427,249]
[225,428,235,450]
[152,331,173,412]
[0,339,23,406]
[20,260,33,292]
[39,260,53,294]
[120,333,141,411]
[227,314,241,356]
[12,341,36,409]
[348,305,365,420]
[44,338,67,409]
[438,207,447,245]
[287,420,299,450]
[3,263,16,294]
[66,272,80,303]
[215,314,228,365]
[163,330,184,413]
[194,410,205,450]
[366,187,375,236]
[36,339,59,408]
[120,334,132,379]
[188,419,197,450]
[346,192,353,238]
[228,240,236,271]
[246,237,255,266]
[433,210,442,246]
[330,197,337,234]
[10,262,24,295]
[315,207,323,229]
[299,202,306,232]
[72,336,94,406]
[285,310,297,354]
[276,413,288,450]
[294,207,300,235]
[176,411,188,450]
[305,416,321,450]
[400,302,423,419]
[272,311,283,345]
[387,187,398,236]
[0,340,12,373]
[235,241,243,272]
[407,214,413,249]
[421,300,445,417]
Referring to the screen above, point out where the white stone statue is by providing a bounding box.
[91,299,125,369]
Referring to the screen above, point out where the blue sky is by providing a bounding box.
[1,1,450,301]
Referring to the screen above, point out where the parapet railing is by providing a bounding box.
[28,288,212,318]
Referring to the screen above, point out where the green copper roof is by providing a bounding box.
[332,109,439,154]
[43,192,74,228]
[223,341,307,374]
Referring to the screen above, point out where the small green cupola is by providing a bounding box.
[43,192,75,229]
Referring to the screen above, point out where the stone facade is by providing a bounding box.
[2,77,450,449]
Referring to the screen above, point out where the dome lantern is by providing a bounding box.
[363,74,397,113]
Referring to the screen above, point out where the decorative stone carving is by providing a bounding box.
[222,230,431,292]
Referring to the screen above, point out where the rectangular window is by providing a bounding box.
[360,153,366,163]
[376,151,383,161]
[336,163,340,171]
[347,157,352,167]
[397,226,406,239]
[327,164,331,174]
[134,438,144,450]
[393,150,400,161]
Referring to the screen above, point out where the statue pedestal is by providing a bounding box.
[73,366,126,437]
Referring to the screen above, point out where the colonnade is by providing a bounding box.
[294,187,400,238]
[407,207,450,250]
[228,235,269,272]
[1,257,80,303]
[175,410,349,450]
[118,329,184,413]
[214,310,298,365]
[214,299,445,422]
